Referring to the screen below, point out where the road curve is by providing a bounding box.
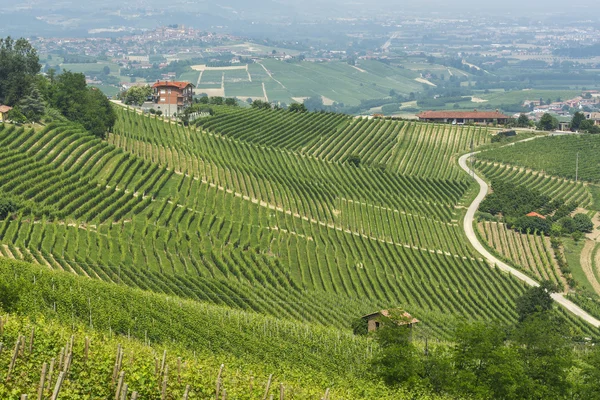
[458,151,600,328]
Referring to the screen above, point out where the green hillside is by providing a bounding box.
[0,108,550,340]
[0,258,435,399]
[476,134,600,184]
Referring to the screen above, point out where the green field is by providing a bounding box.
[190,60,427,106]
[0,110,568,341]
[476,134,600,183]
[478,89,581,106]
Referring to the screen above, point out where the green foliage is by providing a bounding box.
[288,102,308,113]
[515,283,555,322]
[0,36,41,106]
[372,322,422,387]
[120,85,151,106]
[351,317,368,335]
[251,99,272,109]
[571,111,586,130]
[343,154,361,167]
[0,197,18,219]
[19,85,45,122]
[6,107,27,124]
[573,213,594,233]
[47,71,116,138]
[537,113,559,131]
[517,113,530,127]
[477,134,600,183]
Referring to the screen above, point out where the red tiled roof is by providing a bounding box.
[526,212,546,219]
[0,105,13,113]
[152,81,194,89]
[417,110,509,119]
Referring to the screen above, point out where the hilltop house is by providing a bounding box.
[361,309,419,332]
[151,80,195,117]
[417,110,509,125]
[0,105,13,122]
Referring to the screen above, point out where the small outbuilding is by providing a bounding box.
[361,309,419,332]
[0,105,13,122]
[526,211,546,220]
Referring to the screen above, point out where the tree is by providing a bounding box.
[451,322,525,399]
[371,316,422,387]
[288,103,307,113]
[517,113,530,127]
[224,97,237,106]
[511,313,573,399]
[0,37,41,106]
[573,213,594,233]
[579,346,600,399]
[47,71,116,138]
[251,100,272,110]
[515,282,555,322]
[537,113,558,131]
[0,197,18,219]
[571,112,586,130]
[6,107,27,124]
[121,85,152,106]
[19,85,45,122]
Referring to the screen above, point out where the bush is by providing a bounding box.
[0,197,18,219]
[573,213,594,233]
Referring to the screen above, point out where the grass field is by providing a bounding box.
[478,89,581,106]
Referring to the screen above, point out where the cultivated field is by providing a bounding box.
[0,109,570,339]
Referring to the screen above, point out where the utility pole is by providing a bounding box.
[576,151,579,183]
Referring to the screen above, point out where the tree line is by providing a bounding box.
[0,36,116,137]
[368,284,600,400]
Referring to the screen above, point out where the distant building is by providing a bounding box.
[151,80,195,117]
[417,110,509,125]
[0,105,13,122]
[585,112,600,126]
[361,309,419,333]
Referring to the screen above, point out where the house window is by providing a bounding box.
[160,89,166,94]
[161,98,166,102]
[168,89,171,94]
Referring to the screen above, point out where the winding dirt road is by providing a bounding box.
[459,150,600,328]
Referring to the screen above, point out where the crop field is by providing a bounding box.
[196,107,490,180]
[478,221,565,287]
[0,259,414,399]
[473,159,592,207]
[0,108,562,339]
[478,89,580,106]
[476,134,600,184]
[189,60,426,105]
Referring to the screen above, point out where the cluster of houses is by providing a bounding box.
[521,90,600,121]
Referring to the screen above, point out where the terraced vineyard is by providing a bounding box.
[196,107,490,179]
[2,109,597,339]
[473,159,592,207]
[476,134,600,184]
[478,221,566,288]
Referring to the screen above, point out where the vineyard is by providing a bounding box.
[1,107,598,346]
[0,258,433,399]
[477,221,566,288]
[473,159,592,207]
[195,107,490,180]
[476,134,600,184]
